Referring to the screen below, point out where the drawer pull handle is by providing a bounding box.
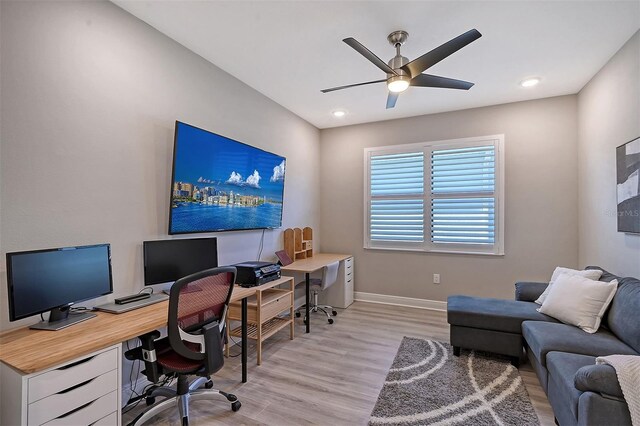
[55,399,96,419]
[58,355,96,370]
[57,377,95,394]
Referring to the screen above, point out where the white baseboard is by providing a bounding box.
[354,292,447,312]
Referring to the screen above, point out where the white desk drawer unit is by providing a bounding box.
[0,344,122,426]
[319,257,354,309]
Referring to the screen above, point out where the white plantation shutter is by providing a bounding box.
[431,198,495,244]
[369,152,424,244]
[430,146,496,245]
[365,136,504,254]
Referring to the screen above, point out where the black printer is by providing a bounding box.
[233,261,281,287]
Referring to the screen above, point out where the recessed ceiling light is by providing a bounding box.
[520,77,540,88]
[332,110,346,118]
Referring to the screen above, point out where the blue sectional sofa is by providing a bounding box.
[447,267,639,426]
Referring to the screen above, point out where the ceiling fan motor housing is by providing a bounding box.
[387,30,410,79]
[387,55,409,77]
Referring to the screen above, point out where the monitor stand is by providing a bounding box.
[29,306,96,331]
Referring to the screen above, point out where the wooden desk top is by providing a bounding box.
[0,277,293,375]
[280,253,352,273]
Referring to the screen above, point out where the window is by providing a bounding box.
[364,135,504,255]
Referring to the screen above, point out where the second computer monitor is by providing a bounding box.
[143,237,218,286]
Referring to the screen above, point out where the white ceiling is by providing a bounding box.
[114,1,639,129]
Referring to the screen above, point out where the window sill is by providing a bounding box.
[364,246,505,256]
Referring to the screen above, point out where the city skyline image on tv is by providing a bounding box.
[169,121,286,234]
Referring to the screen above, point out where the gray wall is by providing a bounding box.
[319,96,579,301]
[578,31,640,278]
[0,0,320,331]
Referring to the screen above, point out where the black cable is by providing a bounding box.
[226,334,243,358]
[126,341,142,403]
[138,287,154,295]
[257,228,265,260]
[122,339,180,414]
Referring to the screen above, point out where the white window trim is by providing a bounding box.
[364,134,505,256]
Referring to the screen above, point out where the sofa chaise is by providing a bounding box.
[447,266,640,426]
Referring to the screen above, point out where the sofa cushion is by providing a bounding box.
[547,352,596,420]
[587,265,619,284]
[522,321,638,367]
[606,276,640,353]
[535,267,603,304]
[586,266,640,342]
[538,274,618,333]
[447,295,557,334]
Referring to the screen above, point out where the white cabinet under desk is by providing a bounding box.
[318,256,354,309]
[0,344,122,426]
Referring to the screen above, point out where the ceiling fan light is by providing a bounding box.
[387,75,410,93]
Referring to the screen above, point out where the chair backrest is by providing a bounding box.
[167,266,236,368]
[319,261,340,291]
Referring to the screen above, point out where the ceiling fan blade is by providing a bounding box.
[386,92,399,109]
[410,74,474,90]
[402,29,482,77]
[343,37,398,75]
[321,79,386,93]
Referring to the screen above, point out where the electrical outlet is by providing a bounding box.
[433,274,440,284]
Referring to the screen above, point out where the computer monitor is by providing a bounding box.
[143,237,218,287]
[6,243,113,330]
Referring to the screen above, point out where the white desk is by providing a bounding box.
[280,253,353,333]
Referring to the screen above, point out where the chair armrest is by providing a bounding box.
[514,282,548,302]
[124,330,162,383]
[574,364,624,398]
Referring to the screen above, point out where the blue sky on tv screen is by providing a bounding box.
[173,122,286,200]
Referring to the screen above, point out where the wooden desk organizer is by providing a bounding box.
[284,227,313,260]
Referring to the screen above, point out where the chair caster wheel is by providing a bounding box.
[295,311,301,318]
[332,310,338,316]
[226,393,238,402]
[145,396,156,406]
[231,401,242,412]
[328,318,334,324]
[205,380,213,389]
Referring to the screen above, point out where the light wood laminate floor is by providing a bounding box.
[123,301,554,425]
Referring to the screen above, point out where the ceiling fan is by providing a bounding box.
[321,29,482,109]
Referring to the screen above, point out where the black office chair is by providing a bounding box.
[125,266,241,426]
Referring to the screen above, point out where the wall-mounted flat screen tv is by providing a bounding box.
[169,121,286,234]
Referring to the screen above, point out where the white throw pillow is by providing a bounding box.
[538,273,618,333]
[535,267,603,305]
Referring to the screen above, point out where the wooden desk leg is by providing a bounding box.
[305,273,310,333]
[242,297,247,383]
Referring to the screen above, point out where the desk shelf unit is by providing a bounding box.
[284,227,313,260]
[226,278,294,365]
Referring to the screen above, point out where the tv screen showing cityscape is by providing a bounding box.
[169,121,286,234]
